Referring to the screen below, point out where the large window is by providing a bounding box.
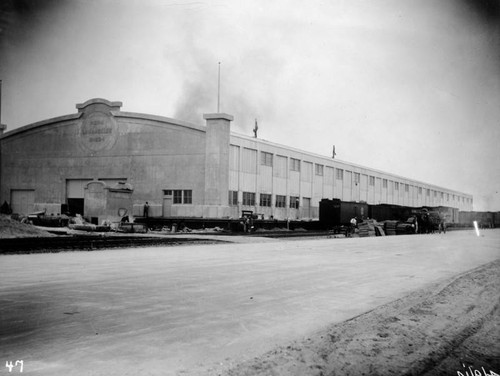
[301,162,312,182]
[405,184,409,192]
[183,190,192,204]
[228,191,238,206]
[171,189,192,204]
[336,169,344,180]
[274,155,287,178]
[173,190,183,204]
[290,158,300,172]
[354,173,360,184]
[261,151,273,167]
[259,193,272,207]
[383,179,388,188]
[290,196,300,209]
[315,164,324,176]
[242,192,256,206]
[242,148,257,173]
[369,176,375,186]
[394,182,399,191]
[275,195,286,208]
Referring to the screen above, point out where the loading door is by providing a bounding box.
[66,179,91,216]
[10,189,35,215]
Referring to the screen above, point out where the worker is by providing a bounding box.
[144,202,150,218]
[350,216,357,235]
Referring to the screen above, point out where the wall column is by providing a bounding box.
[203,113,233,217]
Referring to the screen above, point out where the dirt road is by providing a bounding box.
[222,259,500,376]
[1,229,499,375]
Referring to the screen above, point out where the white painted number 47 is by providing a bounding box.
[5,360,23,373]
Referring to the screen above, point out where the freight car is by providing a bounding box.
[319,199,498,232]
[319,199,369,228]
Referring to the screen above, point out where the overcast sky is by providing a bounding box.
[1,0,499,211]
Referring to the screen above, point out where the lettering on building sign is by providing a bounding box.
[79,112,118,151]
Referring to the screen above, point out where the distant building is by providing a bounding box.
[0,98,473,223]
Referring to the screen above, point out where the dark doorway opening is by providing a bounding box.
[67,198,84,216]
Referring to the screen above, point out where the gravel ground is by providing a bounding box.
[220,260,500,376]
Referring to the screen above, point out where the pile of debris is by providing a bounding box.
[0,214,55,239]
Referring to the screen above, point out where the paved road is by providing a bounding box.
[1,229,499,375]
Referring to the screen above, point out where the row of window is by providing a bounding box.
[160,188,470,206]
[231,190,471,208]
[230,191,301,208]
[252,150,470,202]
[163,189,192,204]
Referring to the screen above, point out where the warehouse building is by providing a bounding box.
[0,98,473,224]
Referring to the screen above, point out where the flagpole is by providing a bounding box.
[217,62,221,113]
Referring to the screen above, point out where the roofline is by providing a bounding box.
[0,113,83,140]
[230,132,472,197]
[0,110,207,141]
[112,112,206,132]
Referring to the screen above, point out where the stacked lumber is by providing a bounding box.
[374,224,386,236]
[357,219,379,237]
[384,220,398,236]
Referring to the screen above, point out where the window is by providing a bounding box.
[418,187,422,195]
[163,189,172,196]
[183,190,192,204]
[228,191,238,206]
[172,190,192,204]
[354,173,360,184]
[301,162,312,181]
[173,190,183,204]
[447,193,450,201]
[440,192,444,199]
[427,189,431,197]
[261,151,273,167]
[336,169,344,180]
[275,195,286,208]
[315,164,324,176]
[290,158,300,172]
[259,193,272,207]
[290,196,300,209]
[242,148,257,173]
[394,182,399,190]
[405,184,409,192]
[369,176,375,186]
[434,190,437,198]
[274,155,287,177]
[242,192,256,206]
[383,179,388,188]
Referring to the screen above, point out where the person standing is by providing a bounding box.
[350,216,357,235]
[144,202,150,218]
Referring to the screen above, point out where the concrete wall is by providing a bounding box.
[0,99,208,217]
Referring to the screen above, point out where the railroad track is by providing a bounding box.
[0,236,225,254]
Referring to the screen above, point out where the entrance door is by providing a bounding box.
[11,190,35,215]
[162,196,172,217]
